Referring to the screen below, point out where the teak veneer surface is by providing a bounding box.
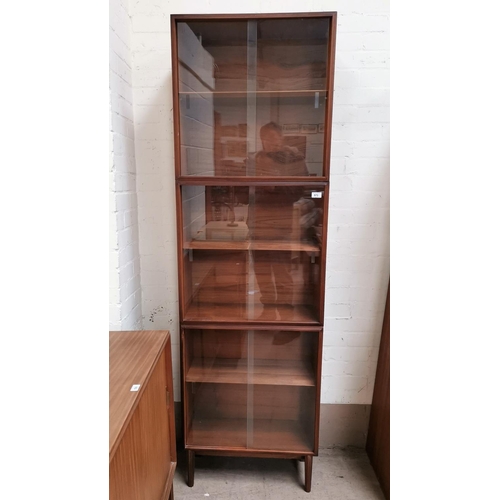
[184,303,319,323]
[187,417,313,452]
[186,358,315,386]
[109,330,169,460]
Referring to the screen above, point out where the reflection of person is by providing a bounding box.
[252,122,309,320]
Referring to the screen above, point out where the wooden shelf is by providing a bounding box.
[179,90,327,98]
[184,239,320,253]
[186,358,315,386]
[184,302,319,324]
[187,417,312,452]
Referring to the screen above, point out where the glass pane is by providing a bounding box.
[176,18,330,177]
[185,329,248,448]
[246,330,317,452]
[181,185,324,323]
[256,18,329,91]
[184,329,318,452]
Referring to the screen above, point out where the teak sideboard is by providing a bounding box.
[171,12,337,492]
[109,330,177,500]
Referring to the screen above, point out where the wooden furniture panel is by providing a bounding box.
[366,284,390,499]
[173,12,337,493]
[187,358,315,386]
[109,331,177,500]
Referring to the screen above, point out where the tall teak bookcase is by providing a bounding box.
[171,13,337,493]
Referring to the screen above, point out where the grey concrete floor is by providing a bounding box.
[172,447,385,500]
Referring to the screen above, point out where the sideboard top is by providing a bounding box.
[109,330,170,459]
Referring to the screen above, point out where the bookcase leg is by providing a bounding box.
[169,487,174,500]
[304,455,313,492]
[187,450,195,487]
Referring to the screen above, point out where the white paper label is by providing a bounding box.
[311,191,322,198]
[130,384,141,392]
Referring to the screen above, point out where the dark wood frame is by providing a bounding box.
[172,12,337,493]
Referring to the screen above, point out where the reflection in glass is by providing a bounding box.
[181,183,324,323]
[184,329,318,451]
[177,18,330,177]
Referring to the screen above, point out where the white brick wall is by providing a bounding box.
[122,0,390,403]
[109,0,143,331]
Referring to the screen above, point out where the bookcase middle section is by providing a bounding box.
[180,184,325,324]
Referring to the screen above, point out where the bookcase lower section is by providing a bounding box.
[182,327,321,492]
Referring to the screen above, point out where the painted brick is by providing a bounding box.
[110,92,134,122]
[329,157,346,175]
[324,346,376,362]
[142,284,178,301]
[334,70,360,90]
[109,220,119,250]
[362,32,390,51]
[331,315,385,333]
[329,223,378,240]
[336,33,364,52]
[328,0,389,13]
[334,122,387,141]
[348,50,390,69]
[328,254,374,272]
[345,156,389,174]
[109,50,133,86]
[109,287,120,306]
[110,7,132,48]
[119,271,141,302]
[110,71,134,104]
[354,106,390,123]
[119,243,140,272]
[333,105,358,123]
[133,50,171,70]
[328,208,354,225]
[132,14,171,33]
[321,376,369,404]
[338,13,389,33]
[133,86,168,106]
[122,303,143,330]
[134,105,161,124]
[359,69,390,88]
[136,173,163,191]
[325,303,351,318]
[113,134,135,158]
[132,33,170,52]
[326,270,378,288]
[334,87,390,106]
[110,0,143,332]
[111,113,134,141]
[109,304,121,324]
[114,172,136,193]
[121,291,141,319]
[329,175,353,192]
[110,29,132,67]
[133,66,171,88]
[135,122,168,141]
[352,208,389,225]
[122,209,138,229]
[351,174,389,192]
[331,141,355,157]
[352,141,389,158]
[113,155,136,176]
[109,266,120,289]
[322,359,376,378]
